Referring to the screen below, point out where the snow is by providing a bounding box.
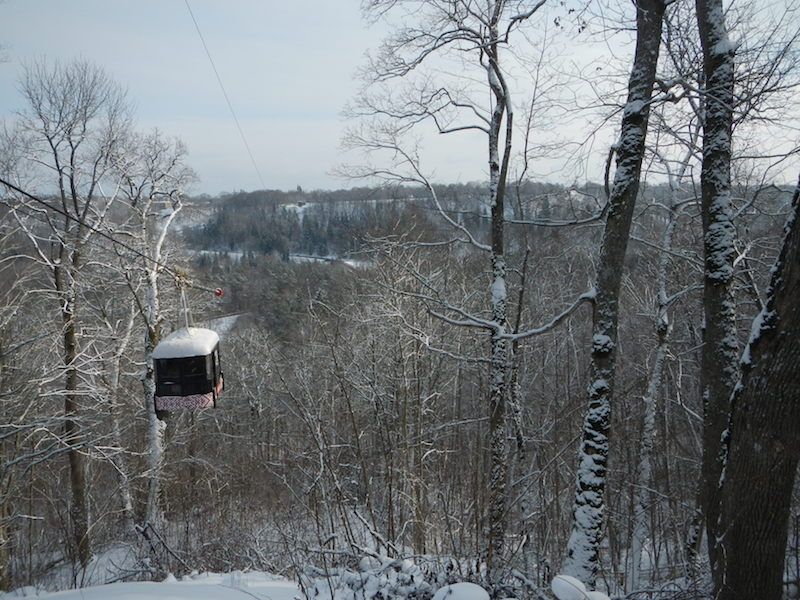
[551,575,609,600]
[288,254,374,269]
[152,327,219,359]
[190,249,244,262]
[591,334,613,354]
[7,572,300,600]
[490,276,506,305]
[551,574,587,600]
[305,554,435,600]
[431,583,489,600]
[587,378,610,397]
[623,99,645,117]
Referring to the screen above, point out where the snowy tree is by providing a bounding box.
[562,0,667,586]
[113,130,195,533]
[693,0,739,586]
[0,59,131,567]
[349,0,557,587]
[714,175,800,600]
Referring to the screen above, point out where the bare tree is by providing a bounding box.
[714,175,800,600]
[562,0,667,586]
[350,1,560,587]
[1,58,131,567]
[693,0,739,586]
[113,130,195,533]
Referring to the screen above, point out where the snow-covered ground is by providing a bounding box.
[2,571,300,600]
[288,254,373,269]
[187,249,245,262]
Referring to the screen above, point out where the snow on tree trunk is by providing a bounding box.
[138,184,182,532]
[143,275,166,530]
[108,310,137,534]
[57,258,92,568]
[628,212,676,593]
[486,36,509,586]
[563,0,665,586]
[484,11,515,587]
[716,176,800,600]
[695,0,738,585]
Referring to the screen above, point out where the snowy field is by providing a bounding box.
[0,569,612,600]
[2,572,301,600]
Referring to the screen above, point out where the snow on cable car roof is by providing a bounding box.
[153,327,220,359]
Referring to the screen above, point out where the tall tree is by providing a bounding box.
[115,130,194,532]
[563,0,666,586]
[351,1,552,587]
[694,0,738,586]
[4,59,130,567]
[716,175,800,600]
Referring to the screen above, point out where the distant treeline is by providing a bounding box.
[183,181,605,259]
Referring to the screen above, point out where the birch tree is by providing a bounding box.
[114,130,194,532]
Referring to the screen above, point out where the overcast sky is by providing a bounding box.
[3,1,799,195]
[1,1,641,196]
[3,1,619,195]
[0,1,405,193]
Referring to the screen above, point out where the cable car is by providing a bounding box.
[153,327,224,411]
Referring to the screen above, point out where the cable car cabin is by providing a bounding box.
[153,327,224,411]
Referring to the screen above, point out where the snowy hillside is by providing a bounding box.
[2,572,300,600]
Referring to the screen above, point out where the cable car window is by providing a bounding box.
[182,356,211,395]
[155,359,182,396]
[158,359,181,379]
[155,356,213,396]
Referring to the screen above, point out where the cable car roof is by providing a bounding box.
[153,327,220,359]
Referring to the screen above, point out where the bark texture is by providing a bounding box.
[695,0,739,583]
[717,177,800,600]
[486,9,512,584]
[563,0,665,585]
[57,257,91,567]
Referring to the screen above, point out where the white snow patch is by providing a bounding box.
[4,572,299,600]
[432,582,490,600]
[153,327,219,359]
[490,277,506,305]
[623,99,645,117]
[551,575,609,600]
[552,574,587,600]
[592,334,614,353]
[189,249,244,262]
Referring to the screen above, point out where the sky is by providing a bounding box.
[4,2,795,196]
[0,1,616,195]
[0,0,405,194]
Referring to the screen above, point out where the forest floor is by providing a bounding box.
[3,571,301,599]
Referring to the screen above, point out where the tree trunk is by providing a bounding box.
[563,0,665,586]
[486,12,512,588]
[58,265,91,568]
[716,177,800,600]
[628,220,674,593]
[108,313,137,535]
[695,0,738,585]
[143,274,166,530]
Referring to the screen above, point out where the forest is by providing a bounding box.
[1,1,799,600]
